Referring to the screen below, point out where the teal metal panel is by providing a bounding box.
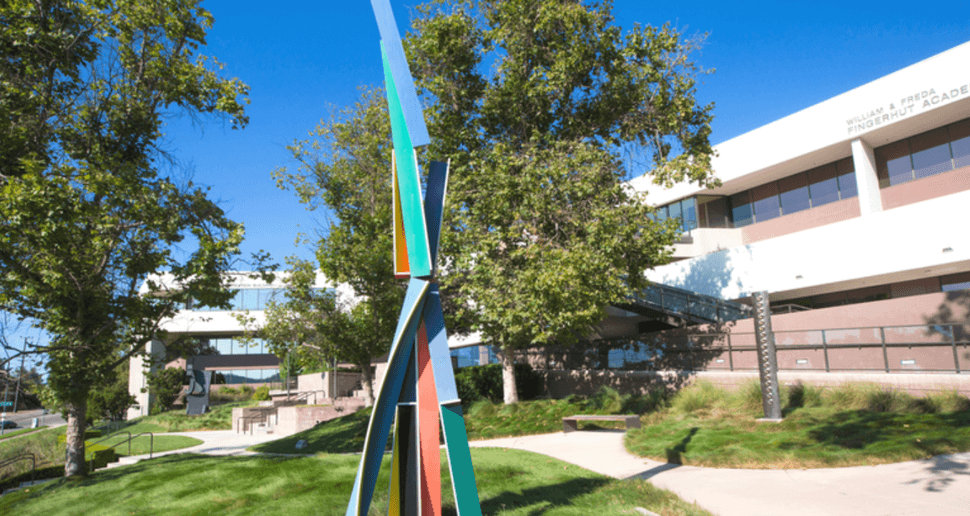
[423,286,459,403]
[381,44,432,277]
[424,161,449,270]
[440,403,483,516]
[369,0,430,147]
[347,279,429,516]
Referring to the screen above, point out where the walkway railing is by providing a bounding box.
[87,432,154,471]
[0,453,35,484]
[521,322,969,374]
[627,282,753,324]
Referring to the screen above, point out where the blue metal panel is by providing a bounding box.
[423,286,459,403]
[347,279,429,516]
[370,0,430,148]
[424,160,449,270]
[382,44,432,277]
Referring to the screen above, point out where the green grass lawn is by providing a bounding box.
[102,401,255,434]
[0,449,712,516]
[624,381,970,468]
[92,434,203,457]
[251,389,665,455]
[0,426,47,441]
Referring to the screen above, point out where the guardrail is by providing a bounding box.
[521,322,969,374]
[87,432,154,471]
[0,453,35,484]
[236,415,266,435]
[630,283,753,324]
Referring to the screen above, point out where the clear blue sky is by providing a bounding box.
[4,0,970,377]
[164,0,970,268]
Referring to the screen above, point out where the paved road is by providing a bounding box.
[469,431,970,516]
[0,408,65,434]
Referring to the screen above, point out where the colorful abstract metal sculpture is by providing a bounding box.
[344,2,482,515]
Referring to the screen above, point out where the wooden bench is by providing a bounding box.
[562,415,641,433]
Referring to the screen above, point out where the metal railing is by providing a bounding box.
[87,432,154,471]
[629,282,753,324]
[236,415,266,435]
[0,453,35,484]
[770,303,812,315]
[520,322,969,374]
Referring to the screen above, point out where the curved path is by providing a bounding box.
[469,430,970,516]
[113,428,970,515]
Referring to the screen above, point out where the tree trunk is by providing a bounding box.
[360,361,375,407]
[64,397,88,477]
[500,348,519,405]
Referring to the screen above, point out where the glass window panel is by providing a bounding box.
[948,119,970,169]
[910,127,953,179]
[835,158,858,199]
[807,164,839,207]
[232,338,248,355]
[681,197,697,231]
[215,338,231,355]
[729,191,753,228]
[667,201,682,231]
[875,140,912,187]
[778,173,810,215]
[238,289,254,310]
[701,197,729,228]
[751,182,780,222]
[227,290,242,311]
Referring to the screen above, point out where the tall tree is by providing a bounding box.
[406,0,718,402]
[274,88,403,406]
[0,0,249,476]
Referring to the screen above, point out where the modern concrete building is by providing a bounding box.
[629,41,970,305]
[554,40,970,394]
[126,271,339,419]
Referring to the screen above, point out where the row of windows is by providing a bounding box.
[450,345,499,369]
[655,157,858,231]
[876,117,970,188]
[205,336,273,355]
[211,369,281,384]
[780,272,970,310]
[184,287,331,312]
[728,158,858,228]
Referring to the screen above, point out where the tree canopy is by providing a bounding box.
[0,0,250,475]
[274,88,404,405]
[405,0,718,402]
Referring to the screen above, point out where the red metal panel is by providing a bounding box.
[417,321,441,516]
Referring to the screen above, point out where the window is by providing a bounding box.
[836,158,858,199]
[910,128,952,180]
[751,182,781,222]
[942,272,970,292]
[951,119,970,169]
[729,191,754,228]
[654,197,699,233]
[778,173,810,215]
[875,117,970,188]
[808,163,840,207]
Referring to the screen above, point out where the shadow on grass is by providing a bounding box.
[665,427,699,465]
[805,410,970,452]
[479,476,611,515]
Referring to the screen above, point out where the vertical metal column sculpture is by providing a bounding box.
[752,291,782,421]
[345,2,482,515]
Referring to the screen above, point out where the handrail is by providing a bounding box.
[629,282,753,324]
[86,432,154,471]
[0,453,35,484]
[237,415,265,435]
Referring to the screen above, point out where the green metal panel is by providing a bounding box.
[440,403,483,516]
[381,44,431,277]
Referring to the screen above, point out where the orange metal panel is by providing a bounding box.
[393,154,411,279]
[417,321,441,516]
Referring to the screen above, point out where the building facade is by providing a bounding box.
[629,41,970,310]
[126,271,336,419]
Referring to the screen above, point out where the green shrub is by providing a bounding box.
[621,389,668,415]
[454,363,545,406]
[785,381,823,410]
[252,385,271,401]
[670,380,725,414]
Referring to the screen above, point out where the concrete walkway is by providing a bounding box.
[106,430,283,468]
[469,431,970,516]
[110,428,970,515]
